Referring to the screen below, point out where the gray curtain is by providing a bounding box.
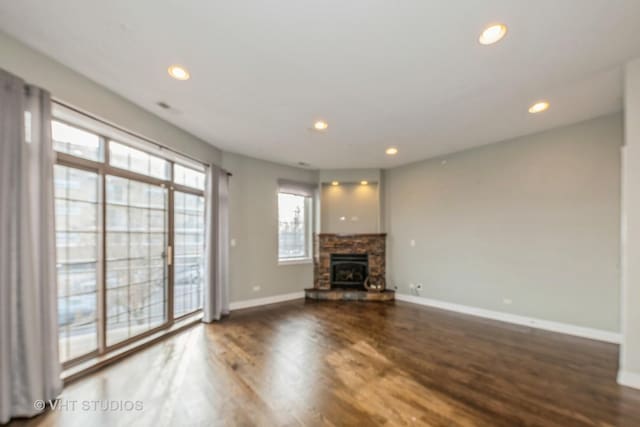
[0,69,62,423]
[203,165,230,322]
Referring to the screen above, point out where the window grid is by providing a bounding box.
[174,192,205,318]
[54,165,99,363]
[52,116,207,368]
[106,176,168,346]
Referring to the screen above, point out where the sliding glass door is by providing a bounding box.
[106,176,168,346]
[52,109,207,367]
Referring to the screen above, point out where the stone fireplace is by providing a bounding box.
[306,233,393,301]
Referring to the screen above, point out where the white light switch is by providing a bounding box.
[230,238,237,247]
[410,239,416,247]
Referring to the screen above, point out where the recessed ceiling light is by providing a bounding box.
[478,24,507,45]
[385,147,398,156]
[331,181,340,186]
[168,65,190,80]
[360,180,369,185]
[314,120,328,131]
[528,101,550,114]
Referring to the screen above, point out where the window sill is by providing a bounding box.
[278,258,313,266]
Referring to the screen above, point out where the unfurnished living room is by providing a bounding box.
[2,1,640,426]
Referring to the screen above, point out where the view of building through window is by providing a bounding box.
[174,191,205,317]
[54,165,100,362]
[52,115,206,365]
[278,192,311,260]
[105,175,168,346]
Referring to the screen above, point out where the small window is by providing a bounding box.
[52,120,103,161]
[174,164,205,190]
[278,192,312,262]
[109,141,170,180]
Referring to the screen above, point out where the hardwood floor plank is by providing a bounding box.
[6,299,640,427]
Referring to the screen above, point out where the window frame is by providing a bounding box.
[277,191,313,265]
[53,115,207,369]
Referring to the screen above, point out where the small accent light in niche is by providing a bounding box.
[331,181,340,186]
[313,120,328,131]
[360,181,368,185]
[385,147,398,156]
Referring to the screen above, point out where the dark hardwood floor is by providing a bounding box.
[8,299,640,426]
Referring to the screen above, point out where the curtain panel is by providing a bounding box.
[203,166,230,322]
[0,69,62,423]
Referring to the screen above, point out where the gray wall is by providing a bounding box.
[321,183,380,233]
[385,114,623,332]
[0,30,221,166]
[222,152,318,302]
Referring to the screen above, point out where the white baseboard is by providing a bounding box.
[617,371,640,389]
[229,291,305,311]
[395,293,621,344]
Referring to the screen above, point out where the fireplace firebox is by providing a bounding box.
[330,254,368,289]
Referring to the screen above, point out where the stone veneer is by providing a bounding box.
[314,233,386,289]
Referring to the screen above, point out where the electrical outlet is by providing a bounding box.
[416,283,423,291]
[503,298,512,305]
[252,285,261,292]
[409,283,416,290]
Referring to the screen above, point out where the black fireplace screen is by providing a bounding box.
[330,254,369,288]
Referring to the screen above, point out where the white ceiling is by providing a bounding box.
[2,0,640,169]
